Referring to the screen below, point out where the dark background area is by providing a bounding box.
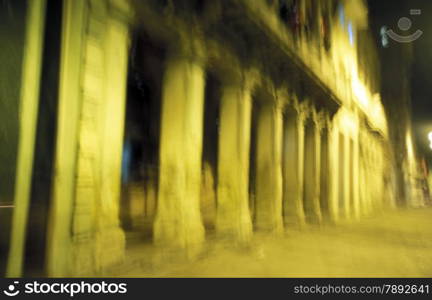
[369,0,432,164]
[0,0,28,276]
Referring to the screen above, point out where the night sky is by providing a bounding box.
[368,0,432,162]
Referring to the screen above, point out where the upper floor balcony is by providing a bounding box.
[132,0,387,135]
[236,0,387,135]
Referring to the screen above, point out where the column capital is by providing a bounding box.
[273,88,290,111]
[318,111,332,133]
[218,67,260,93]
[283,98,308,126]
[165,29,207,66]
[302,106,326,135]
[275,88,290,108]
[314,112,330,134]
[297,102,312,123]
[88,0,133,23]
[254,83,280,109]
[107,0,134,22]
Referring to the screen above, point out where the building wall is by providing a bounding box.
[4,0,398,276]
[0,0,29,277]
[44,0,132,276]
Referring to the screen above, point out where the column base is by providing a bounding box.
[283,213,306,229]
[255,217,284,235]
[72,226,126,276]
[216,183,253,244]
[72,237,94,276]
[216,217,253,244]
[154,217,205,259]
[304,207,322,225]
[94,226,126,272]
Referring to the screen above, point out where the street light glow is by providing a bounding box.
[428,131,432,149]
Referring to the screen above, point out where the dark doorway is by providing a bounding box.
[24,0,62,277]
[338,132,346,217]
[319,129,330,219]
[248,96,260,226]
[200,72,220,233]
[349,138,355,215]
[120,31,164,244]
[0,0,28,276]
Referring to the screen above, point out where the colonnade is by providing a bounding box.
[5,0,389,277]
[46,0,132,277]
[153,46,388,255]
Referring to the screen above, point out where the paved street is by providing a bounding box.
[117,208,432,277]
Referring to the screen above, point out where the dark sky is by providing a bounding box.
[368,0,432,161]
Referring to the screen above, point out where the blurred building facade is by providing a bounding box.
[368,2,429,209]
[0,0,411,277]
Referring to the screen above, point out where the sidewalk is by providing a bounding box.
[112,208,432,277]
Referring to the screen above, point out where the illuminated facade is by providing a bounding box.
[372,16,427,209]
[1,0,411,277]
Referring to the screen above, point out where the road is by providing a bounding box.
[114,208,432,277]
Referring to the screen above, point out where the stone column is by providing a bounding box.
[94,5,130,271]
[358,135,366,216]
[371,138,385,211]
[337,132,350,219]
[66,1,132,275]
[359,160,367,216]
[282,106,306,226]
[255,100,284,233]
[329,125,341,222]
[6,0,47,277]
[351,136,361,219]
[154,46,206,256]
[359,131,371,216]
[342,134,352,218]
[303,115,322,224]
[335,132,352,219]
[46,0,87,277]
[319,124,331,222]
[364,135,373,214]
[368,141,377,211]
[377,139,387,210]
[216,75,253,242]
